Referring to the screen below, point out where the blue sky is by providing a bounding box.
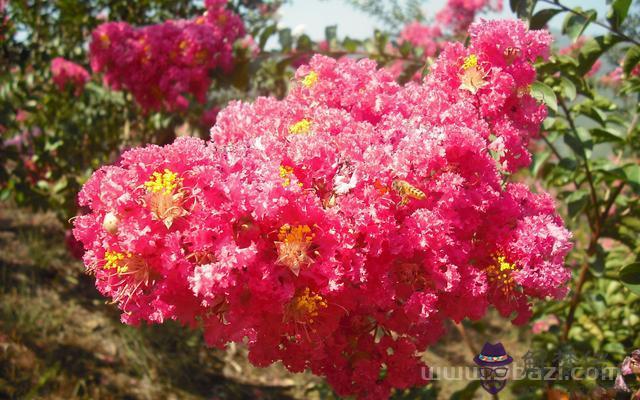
[277,0,610,40]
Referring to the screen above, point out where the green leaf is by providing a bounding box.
[620,262,640,295]
[258,24,277,50]
[531,149,551,177]
[577,35,624,76]
[591,127,625,144]
[374,29,389,54]
[342,37,360,52]
[564,135,584,157]
[623,164,640,190]
[623,46,640,75]
[562,8,597,42]
[530,8,563,30]
[296,34,313,52]
[399,41,413,58]
[278,28,292,52]
[607,0,632,30]
[325,25,337,45]
[559,76,576,101]
[566,189,589,218]
[603,342,627,355]
[589,244,606,277]
[530,81,557,112]
[510,0,536,19]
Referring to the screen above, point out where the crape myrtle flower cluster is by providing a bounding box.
[436,0,503,34]
[89,0,244,111]
[74,20,572,399]
[389,0,503,81]
[50,57,90,96]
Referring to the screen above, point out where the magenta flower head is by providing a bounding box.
[50,57,90,95]
[74,19,571,399]
[88,1,245,111]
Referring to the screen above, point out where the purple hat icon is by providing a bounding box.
[473,342,513,367]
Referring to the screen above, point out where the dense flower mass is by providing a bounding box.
[50,57,90,95]
[74,19,571,399]
[89,0,244,111]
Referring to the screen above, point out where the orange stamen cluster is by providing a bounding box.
[486,255,517,296]
[275,224,315,276]
[286,287,328,324]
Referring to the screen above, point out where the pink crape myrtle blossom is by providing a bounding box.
[75,19,571,400]
[601,59,640,87]
[89,0,244,111]
[50,57,90,95]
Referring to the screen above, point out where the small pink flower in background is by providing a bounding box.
[238,34,260,57]
[15,109,29,122]
[601,60,640,87]
[50,57,90,95]
[531,314,559,334]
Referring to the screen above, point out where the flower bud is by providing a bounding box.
[102,212,119,234]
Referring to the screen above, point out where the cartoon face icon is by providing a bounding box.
[473,342,513,395]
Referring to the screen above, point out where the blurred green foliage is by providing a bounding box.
[511,0,640,396]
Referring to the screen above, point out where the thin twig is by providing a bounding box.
[539,0,640,47]
[558,96,601,235]
[453,322,477,358]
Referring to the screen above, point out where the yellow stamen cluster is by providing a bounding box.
[144,169,180,195]
[487,255,517,296]
[279,165,295,187]
[289,119,311,134]
[302,71,319,88]
[462,54,479,70]
[101,251,151,305]
[104,251,133,274]
[99,33,111,48]
[275,224,315,276]
[278,224,314,243]
[287,287,328,324]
